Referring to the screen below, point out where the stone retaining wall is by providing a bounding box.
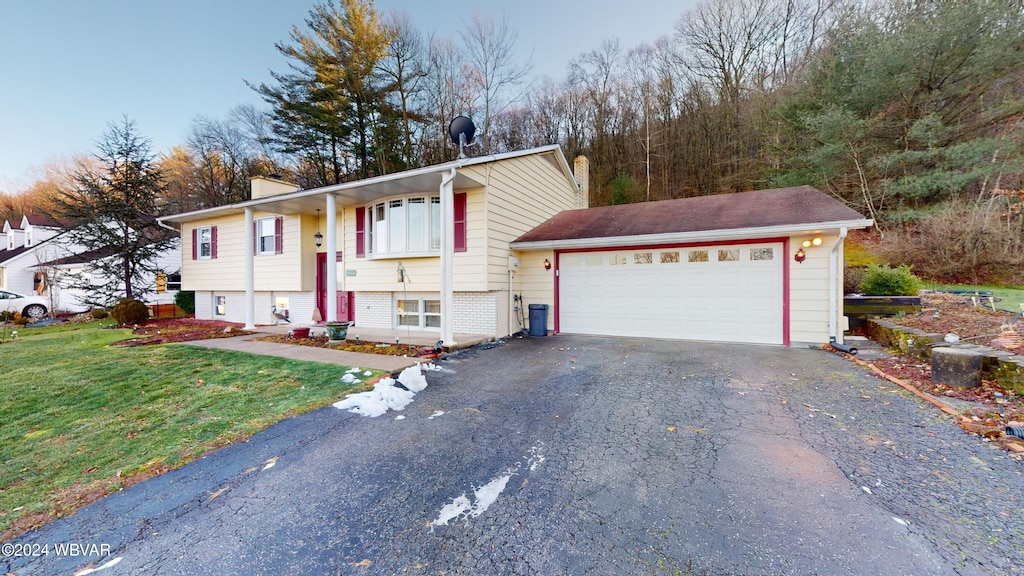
[865,318,1024,394]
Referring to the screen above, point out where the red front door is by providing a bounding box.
[316,252,353,323]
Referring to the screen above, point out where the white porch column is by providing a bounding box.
[440,169,457,346]
[326,193,338,323]
[244,206,255,329]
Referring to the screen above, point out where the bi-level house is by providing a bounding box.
[159,145,872,347]
[158,146,584,346]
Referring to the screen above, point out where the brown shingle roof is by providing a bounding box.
[513,186,868,244]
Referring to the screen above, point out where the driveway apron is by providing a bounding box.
[5,336,1020,575]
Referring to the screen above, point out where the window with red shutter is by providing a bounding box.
[454,192,467,252]
[355,206,365,258]
[275,216,283,254]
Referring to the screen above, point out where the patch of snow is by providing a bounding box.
[346,367,361,373]
[263,461,276,471]
[428,410,445,419]
[893,516,909,526]
[363,370,373,376]
[395,415,406,420]
[433,495,472,526]
[418,362,442,372]
[74,557,122,575]
[341,373,360,384]
[469,474,511,517]
[432,475,512,527]
[527,444,546,471]
[397,365,428,392]
[430,443,546,529]
[333,377,416,417]
[861,486,872,495]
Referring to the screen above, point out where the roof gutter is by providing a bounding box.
[510,219,874,251]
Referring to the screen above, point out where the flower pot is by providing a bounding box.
[324,321,351,342]
[291,327,310,339]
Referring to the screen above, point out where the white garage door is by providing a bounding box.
[559,243,783,344]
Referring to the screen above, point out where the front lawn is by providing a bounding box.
[0,323,379,538]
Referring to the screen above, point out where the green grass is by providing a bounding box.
[922,282,1024,312]
[0,323,379,537]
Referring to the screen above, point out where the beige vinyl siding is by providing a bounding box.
[338,189,489,293]
[182,216,245,291]
[510,250,556,333]
[788,233,841,344]
[472,153,579,292]
[182,213,316,293]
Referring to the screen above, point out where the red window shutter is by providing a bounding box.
[210,226,218,259]
[355,206,365,258]
[275,217,283,254]
[454,192,467,252]
[191,228,198,260]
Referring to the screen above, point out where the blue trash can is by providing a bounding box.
[528,304,548,337]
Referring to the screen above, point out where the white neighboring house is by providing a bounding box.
[0,214,181,315]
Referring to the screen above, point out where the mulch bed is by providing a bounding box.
[892,292,1022,351]
[111,317,246,347]
[252,334,441,358]
[846,291,1024,453]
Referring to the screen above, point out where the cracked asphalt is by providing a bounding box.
[5,336,1022,575]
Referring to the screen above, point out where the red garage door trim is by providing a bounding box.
[554,237,791,347]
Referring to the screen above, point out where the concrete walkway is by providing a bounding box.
[183,334,420,374]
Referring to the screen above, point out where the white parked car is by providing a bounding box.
[0,290,49,319]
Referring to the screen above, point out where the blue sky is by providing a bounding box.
[1,0,693,191]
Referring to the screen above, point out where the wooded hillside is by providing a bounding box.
[4,0,1022,281]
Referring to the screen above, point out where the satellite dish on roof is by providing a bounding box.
[448,116,476,159]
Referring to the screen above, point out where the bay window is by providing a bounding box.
[368,195,442,256]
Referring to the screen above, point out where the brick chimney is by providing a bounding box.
[573,155,590,209]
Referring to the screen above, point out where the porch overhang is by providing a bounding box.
[157,167,484,225]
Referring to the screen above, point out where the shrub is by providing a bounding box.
[0,311,14,323]
[13,316,31,327]
[174,290,196,315]
[110,298,150,326]
[90,308,109,320]
[844,266,867,295]
[858,264,922,296]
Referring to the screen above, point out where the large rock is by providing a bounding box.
[932,347,983,388]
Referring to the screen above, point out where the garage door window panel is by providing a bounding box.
[718,249,740,262]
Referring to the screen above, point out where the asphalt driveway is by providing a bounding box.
[5,336,1022,575]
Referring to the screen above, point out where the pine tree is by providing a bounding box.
[50,117,176,307]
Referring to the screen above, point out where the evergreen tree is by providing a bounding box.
[50,118,176,307]
[249,0,396,184]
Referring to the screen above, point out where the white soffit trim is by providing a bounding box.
[510,219,875,251]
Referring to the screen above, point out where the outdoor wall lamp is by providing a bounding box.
[314,209,323,248]
[794,248,806,263]
[543,258,552,270]
[801,237,822,248]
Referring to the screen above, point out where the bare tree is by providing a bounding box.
[459,11,533,153]
[379,11,427,168]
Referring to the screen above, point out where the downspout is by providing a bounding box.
[439,168,457,347]
[828,227,856,354]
